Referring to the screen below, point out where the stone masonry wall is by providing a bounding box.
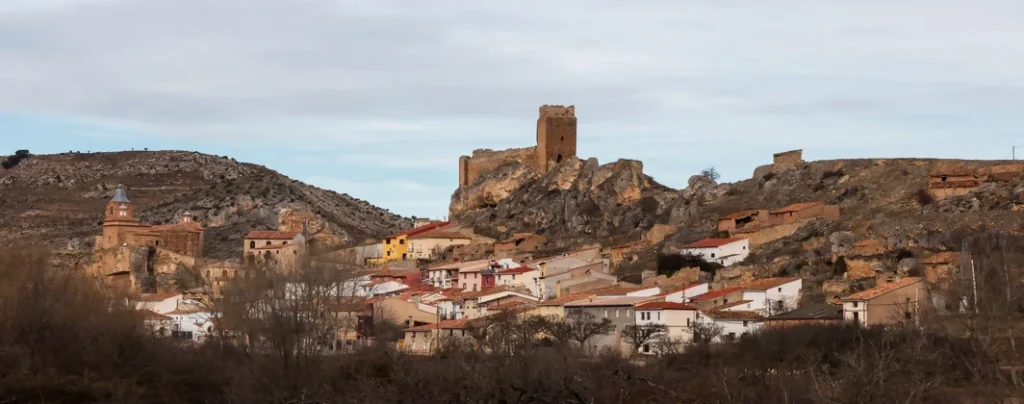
[459,146,537,186]
[773,149,804,170]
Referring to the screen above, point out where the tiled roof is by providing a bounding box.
[564,296,657,307]
[137,292,182,302]
[737,277,801,291]
[387,221,451,239]
[253,244,292,251]
[683,238,746,249]
[767,304,843,321]
[409,230,470,240]
[770,202,823,214]
[488,301,532,310]
[594,286,650,296]
[703,310,763,320]
[843,277,923,301]
[708,300,752,311]
[245,231,300,240]
[921,252,959,265]
[459,286,513,300]
[497,267,535,275]
[405,318,473,332]
[539,293,596,306]
[636,301,699,310]
[719,209,762,220]
[688,287,742,301]
[151,221,204,232]
[666,282,706,294]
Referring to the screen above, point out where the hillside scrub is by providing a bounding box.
[0,247,1020,403]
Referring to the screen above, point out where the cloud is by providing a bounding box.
[2,0,1024,217]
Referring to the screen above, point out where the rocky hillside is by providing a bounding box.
[0,151,410,261]
[451,152,1024,298]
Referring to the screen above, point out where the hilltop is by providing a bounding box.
[0,150,410,261]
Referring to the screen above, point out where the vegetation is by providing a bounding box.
[699,167,720,182]
[1,149,30,169]
[1,241,1024,403]
[656,252,723,276]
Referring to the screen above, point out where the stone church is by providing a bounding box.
[95,184,205,257]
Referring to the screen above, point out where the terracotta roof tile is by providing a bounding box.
[245,231,300,240]
[770,202,823,214]
[843,277,923,301]
[719,209,762,221]
[564,296,658,307]
[636,301,699,310]
[703,310,763,320]
[737,277,801,291]
[540,293,596,306]
[497,267,535,275]
[683,238,746,249]
[594,286,651,296]
[688,287,742,301]
[708,300,753,311]
[387,221,451,239]
[409,230,470,240]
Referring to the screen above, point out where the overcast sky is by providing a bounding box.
[1,1,1023,219]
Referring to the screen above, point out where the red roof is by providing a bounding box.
[844,277,923,301]
[497,267,535,275]
[718,209,762,221]
[245,231,300,240]
[688,287,742,301]
[770,202,823,214]
[683,238,746,249]
[702,310,763,320]
[409,230,470,240]
[636,302,698,310]
[388,221,451,239]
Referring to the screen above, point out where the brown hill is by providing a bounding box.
[0,151,410,262]
[450,149,1024,300]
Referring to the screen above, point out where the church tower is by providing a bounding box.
[105,184,136,222]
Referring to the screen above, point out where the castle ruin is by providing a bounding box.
[458,105,578,186]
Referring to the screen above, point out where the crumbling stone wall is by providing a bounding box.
[773,149,804,171]
[733,222,805,247]
[458,147,538,186]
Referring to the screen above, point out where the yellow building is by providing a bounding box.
[380,221,450,262]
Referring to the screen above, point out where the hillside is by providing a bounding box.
[0,151,410,261]
[450,151,1024,299]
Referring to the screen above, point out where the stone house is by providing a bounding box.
[407,230,472,260]
[564,296,660,354]
[764,303,843,329]
[634,301,699,352]
[767,202,840,226]
[601,241,649,266]
[921,252,960,284]
[717,209,769,234]
[494,233,546,257]
[680,238,749,267]
[697,310,764,342]
[842,277,926,326]
[244,230,306,271]
[402,318,475,354]
[197,260,245,299]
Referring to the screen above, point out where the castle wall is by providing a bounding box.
[458,146,537,186]
[772,150,804,171]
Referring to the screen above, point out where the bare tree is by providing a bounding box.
[700,167,720,182]
[547,310,614,351]
[692,321,725,344]
[621,324,668,354]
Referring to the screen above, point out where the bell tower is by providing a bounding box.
[104,184,135,222]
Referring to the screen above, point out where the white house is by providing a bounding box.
[697,310,763,342]
[735,277,803,315]
[134,292,183,314]
[634,301,700,353]
[495,267,539,291]
[663,283,709,303]
[166,307,214,342]
[680,238,749,267]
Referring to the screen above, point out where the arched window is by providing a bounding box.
[266,241,271,246]
[249,241,255,249]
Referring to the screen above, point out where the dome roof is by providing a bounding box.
[110,184,130,203]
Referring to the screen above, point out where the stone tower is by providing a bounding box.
[105,184,135,222]
[535,105,577,173]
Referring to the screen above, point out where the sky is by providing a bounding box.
[1,1,1023,219]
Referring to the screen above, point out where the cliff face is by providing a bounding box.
[451,156,677,244]
[450,153,1024,262]
[0,151,410,261]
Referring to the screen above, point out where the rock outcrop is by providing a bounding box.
[0,151,410,261]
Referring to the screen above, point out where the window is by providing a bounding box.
[642,344,650,353]
[474,273,478,279]
[777,287,782,292]
[743,321,748,327]
[657,312,661,320]
[604,310,608,318]
[686,318,690,326]
[386,251,391,257]
[905,312,912,320]
[615,309,619,318]
[853,312,860,324]
[511,274,516,280]
[400,239,405,245]
[852,302,859,308]
[710,253,716,258]
[282,241,287,245]
[155,240,160,246]
[266,241,271,246]
[385,238,391,244]
[723,298,729,304]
